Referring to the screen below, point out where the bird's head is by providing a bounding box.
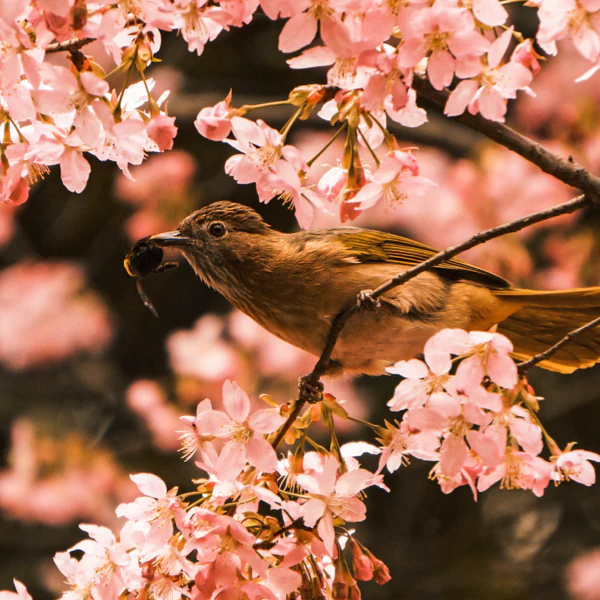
[148,200,273,293]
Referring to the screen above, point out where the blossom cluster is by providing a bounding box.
[384,329,600,497]
[2,0,599,225]
[3,328,599,599]
[0,261,112,370]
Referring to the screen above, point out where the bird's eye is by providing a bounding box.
[208,221,227,238]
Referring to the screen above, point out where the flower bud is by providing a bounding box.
[348,538,373,581]
[371,558,391,585]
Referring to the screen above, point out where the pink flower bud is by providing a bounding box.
[348,538,373,581]
[195,99,232,141]
[147,114,178,152]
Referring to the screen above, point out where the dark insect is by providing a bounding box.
[124,238,178,317]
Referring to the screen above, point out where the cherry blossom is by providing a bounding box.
[194,380,285,476]
[445,28,534,122]
[296,454,379,555]
[348,149,434,212]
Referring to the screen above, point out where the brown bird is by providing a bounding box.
[133,200,600,376]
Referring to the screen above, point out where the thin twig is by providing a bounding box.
[46,37,96,54]
[517,314,600,373]
[412,75,600,201]
[272,193,593,448]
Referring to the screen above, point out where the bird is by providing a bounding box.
[132,200,600,377]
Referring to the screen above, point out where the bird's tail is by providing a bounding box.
[493,287,600,373]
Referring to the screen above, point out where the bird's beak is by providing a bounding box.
[148,230,192,247]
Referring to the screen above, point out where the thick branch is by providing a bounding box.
[273,193,593,448]
[517,315,600,373]
[412,75,600,201]
[46,37,96,54]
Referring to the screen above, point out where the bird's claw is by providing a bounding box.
[357,289,381,312]
[298,375,324,404]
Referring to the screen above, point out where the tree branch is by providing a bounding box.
[412,75,600,201]
[273,193,594,448]
[46,37,96,54]
[517,315,600,374]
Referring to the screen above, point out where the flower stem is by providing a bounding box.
[239,99,293,112]
[357,127,381,167]
[306,122,348,167]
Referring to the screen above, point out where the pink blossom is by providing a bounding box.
[453,330,518,393]
[147,113,178,151]
[445,28,534,122]
[477,451,553,496]
[536,0,600,66]
[224,118,289,194]
[195,95,233,141]
[0,261,112,370]
[0,580,32,600]
[396,1,491,90]
[555,449,600,486]
[348,149,434,212]
[194,380,285,477]
[567,547,600,600]
[296,455,379,555]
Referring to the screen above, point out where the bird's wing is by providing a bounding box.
[335,229,511,289]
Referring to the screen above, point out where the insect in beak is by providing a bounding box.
[124,238,179,317]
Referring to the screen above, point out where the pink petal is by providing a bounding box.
[300,497,326,527]
[423,343,452,376]
[348,182,383,210]
[473,86,507,121]
[216,441,247,481]
[222,380,250,422]
[467,429,503,468]
[317,513,336,556]
[509,418,543,456]
[246,435,278,472]
[287,46,336,69]
[80,71,109,96]
[337,496,367,522]
[486,353,518,389]
[230,116,265,148]
[440,434,468,477]
[387,358,428,379]
[444,79,479,117]
[473,0,508,27]
[266,567,303,595]
[405,408,447,431]
[335,468,373,496]
[489,27,514,69]
[195,409,230,436]
[249,409,285,434]
[278,12,317,53]
[428,50,455,91]
[387,378,429,411]
[130,473,167,498]
[454,355,484,392]
[448,30,490,58]
[59,150,90,193]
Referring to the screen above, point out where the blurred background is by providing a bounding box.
[1,6,600,599]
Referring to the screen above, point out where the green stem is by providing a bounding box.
[6,114,25,142]
[527,409,562,456]
[239,99,293,112]
[280,107,303,141]
[357,126,381,167]
[306,122,348,167]
[369,112,394,148]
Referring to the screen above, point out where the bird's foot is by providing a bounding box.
[357,289,381,312]
[298,375,324,404]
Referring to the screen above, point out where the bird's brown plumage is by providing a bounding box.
[145,201,600,376]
